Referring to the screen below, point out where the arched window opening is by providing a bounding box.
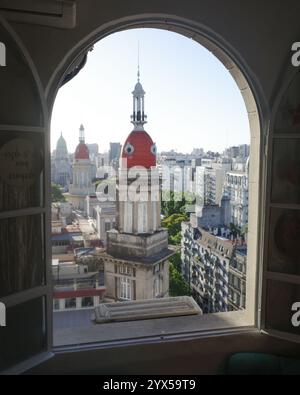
[49,26,259,347]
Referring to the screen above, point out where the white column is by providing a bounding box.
[93,296,99,306]
[76,297,81,309]
[138,202,147,233]
[124,201,133,233]
[152,201,157,231]
[133,96,135,116]
[137,96,141,112]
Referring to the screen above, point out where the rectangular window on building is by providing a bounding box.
[119,277,132,300]
[119,265,132,276]
[154,277,161,297]
[104,222,111,232]
[65,298,76,309]
[82,297,94,308]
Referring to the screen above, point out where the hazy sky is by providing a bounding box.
[51,28,250,154]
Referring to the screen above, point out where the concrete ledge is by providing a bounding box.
[53,310,254,348]
[94,296,202,323]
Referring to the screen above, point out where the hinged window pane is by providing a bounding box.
[0,215,45,297]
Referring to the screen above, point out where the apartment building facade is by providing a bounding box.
[223,170,249,229]
[181,222,246,313]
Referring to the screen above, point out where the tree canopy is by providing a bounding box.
[51,183,66,202]
[169,253,190,297]
[162,213,188,245]
[161,190,195,218]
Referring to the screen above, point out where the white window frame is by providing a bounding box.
[259,66,300,344]
[119,277,132,301]
[119,265,132,276]
[0,17,53,375]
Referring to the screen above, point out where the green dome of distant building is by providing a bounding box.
[52,132,71,188]
[55,133,68,160]
[56,132,67,150]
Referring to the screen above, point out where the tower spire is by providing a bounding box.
[79,124,85,143]
[137,41,140,82]
[131,47,147,131]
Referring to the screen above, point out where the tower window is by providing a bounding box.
[151,144,157,155]
[124,142,134,155]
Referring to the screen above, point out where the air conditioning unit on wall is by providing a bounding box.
[0,0,76,28]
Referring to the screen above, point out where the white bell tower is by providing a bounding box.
[131,63,147,130]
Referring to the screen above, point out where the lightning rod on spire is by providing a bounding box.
[137,41,140,82]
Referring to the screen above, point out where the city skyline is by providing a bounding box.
[53,130,249,156]
[51,28,250,154]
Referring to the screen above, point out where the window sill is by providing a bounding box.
[53,310,256,352]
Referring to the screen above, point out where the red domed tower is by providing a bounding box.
[104,68,173,302]
[105,69,174,300]
[116,68,162,235]
[68,124,95,210]
[74,125,90,161]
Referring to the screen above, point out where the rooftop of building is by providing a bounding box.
[52,253,75,262]
[184,223,248,258]
[235,245,248,256]
[53,271,102,282]
[226,170,248,176]
[52,220,63,227]
[101,245,178,266]
[52,260,105,284]
[51,232,82,242]
[196,232,234,256]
